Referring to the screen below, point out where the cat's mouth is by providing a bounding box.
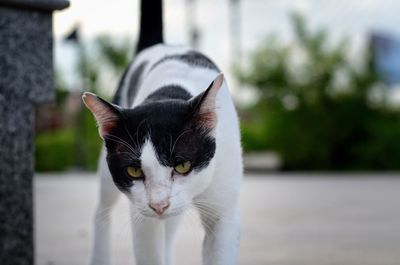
[139,206,188,219]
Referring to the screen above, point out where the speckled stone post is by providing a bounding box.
[0,1,68,264]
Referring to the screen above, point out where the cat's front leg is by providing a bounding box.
[131,211,166,265]
[90,151,120,265]
[164,215,182,265]
[200,208,241,265]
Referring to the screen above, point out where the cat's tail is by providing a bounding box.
[136,0,163,54]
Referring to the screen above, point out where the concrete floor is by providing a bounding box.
[35,173,400,265]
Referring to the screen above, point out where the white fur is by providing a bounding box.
[90,44,242,265]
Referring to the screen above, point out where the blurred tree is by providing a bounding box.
[77,35,131,170]
[35,35,131,172]
[97,35,131,73]
[238,13,400,170]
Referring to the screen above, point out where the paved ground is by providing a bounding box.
[35,173,400,265]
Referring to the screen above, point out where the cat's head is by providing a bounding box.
[82,74,224,218]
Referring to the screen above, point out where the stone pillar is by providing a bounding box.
[0,1,69,264]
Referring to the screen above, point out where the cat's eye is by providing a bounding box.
[174,161,192,175]
[127,166,143,179]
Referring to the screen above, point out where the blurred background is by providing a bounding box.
[32,0,400,264]
[38,0,400,172]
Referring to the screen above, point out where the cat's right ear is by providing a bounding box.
[82,92,121,139]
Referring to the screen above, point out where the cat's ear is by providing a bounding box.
[189,73,224,131]
[82,92,121,139]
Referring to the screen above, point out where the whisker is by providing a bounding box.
[105,134,139,156]
[122,120,140,150]
[135,119,147,149]
[171,129,192,155]
[191,205,217,237]
[168,133,173,154]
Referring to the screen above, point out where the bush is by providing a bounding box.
[35,109,103,172]
[34,34,128,172]
[238,14,400,170]
[78,108,103,171]
[35,129,75,171]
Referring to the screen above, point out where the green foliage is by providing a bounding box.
[35,36,130,172]
[97,35,131,72]
[76,108,103,171]
[35,116,102,172]
[238,14,400,170]
[35,129,75,171]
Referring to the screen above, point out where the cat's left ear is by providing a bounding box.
[82,92,121,139]
[189,73,224,131]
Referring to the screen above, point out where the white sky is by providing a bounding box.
[53,0,400,101]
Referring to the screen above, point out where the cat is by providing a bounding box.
[82,0,242,264]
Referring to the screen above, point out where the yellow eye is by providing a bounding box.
[174,161,192,175]
[127,166,143,178]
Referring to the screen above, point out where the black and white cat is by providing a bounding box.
[82,1,242,264]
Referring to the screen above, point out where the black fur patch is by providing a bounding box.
[127,62,148,106]
[112,63,130,105]
[145,85,192,102]
[150,51,219,72]
[104,97,216,192]
[112,61,147,106]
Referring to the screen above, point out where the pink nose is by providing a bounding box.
[149,201,170,215]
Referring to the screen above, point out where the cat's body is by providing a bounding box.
[83,1,242,265]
